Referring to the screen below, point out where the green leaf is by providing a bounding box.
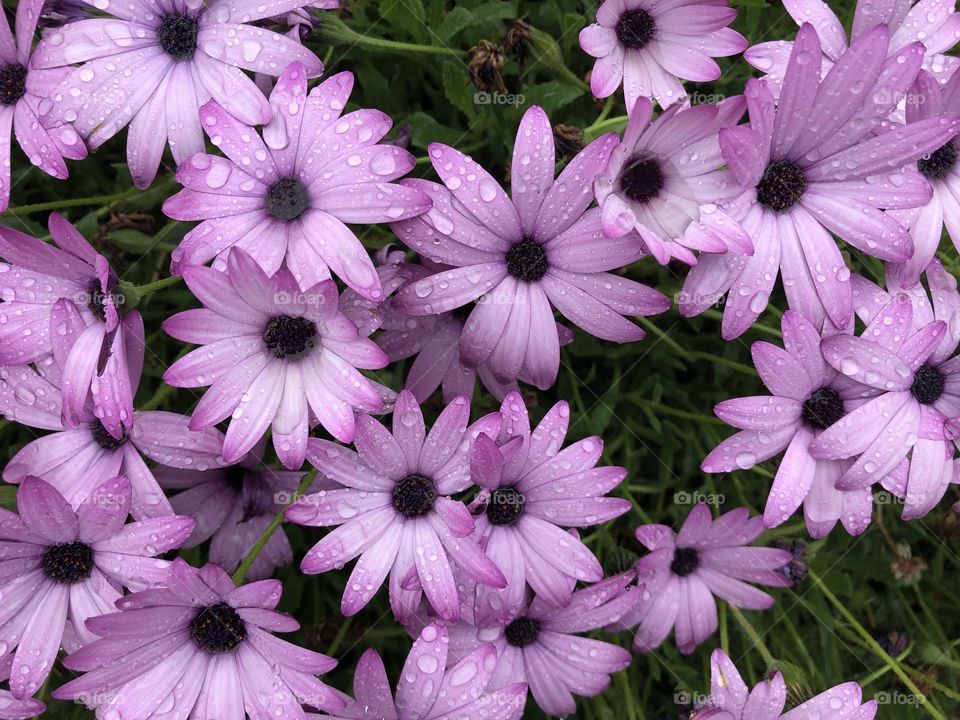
[437,7,474,42]
[381,0,428,42]
[442,61,477,118]
[522,79,584,113]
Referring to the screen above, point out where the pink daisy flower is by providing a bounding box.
[0,476,194,699]
[594,94,752,265]
[701,311,877,538]
[0,213,143,440]
[614,504,792,654]
[162,247,389,469]
[392,104,669,390]
[579,0,747,111]
[745,0,960,98]
[468,391,630,624]
[54,559,344,719]
[307,623,527,720]
[0,0,86,211]
[163,62,430,301]
[32,0,324,188]
[0,656,45,718]
[285,390,507,622]
[695,648,877,719]
[682,25,960,339]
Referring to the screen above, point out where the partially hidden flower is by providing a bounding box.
[54,559,344,718]
[0,476,194,699]
[614,504,792,654]
[392,104,669,391]
[162,247,389,469]
[285,390,507,622]
[164,62,430,300]
[579,0,747,111]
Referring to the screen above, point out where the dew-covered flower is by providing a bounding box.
[54,558,344,719]
[745,0,960,98]
[157,440,311,580]
[437,574,636,717]
[693,648,877,719]
[468,391,630,624]
[682,25,960,339]
[0,355,232,519]
[163,62,430,300]
[0,214,143,440]
[701,311,877,538]
[286,390,507,622]
[307,623,527,720]
[614,505,792,654]
[0,476,194,699]
[33,0,324,188]
[594,95,752,265]
[163,247,388,469]
[579,0,747,111]
[0,0,87,211]
[809,264,960,520]
[392,105,669,390]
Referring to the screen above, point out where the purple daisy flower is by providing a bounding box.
[435,573,636,717]
[0,655,44,719]
[695,648,877,719]
[307,623,527,720]
[162,247,389,469]
[157,440,313,580]
[0,213,143,440]
[681,24,960,339]
[285,390,507,622]
[809,264,960,519]
[54,558,344,718]
[32,0,324,188]
[468,391,631,624]
[578,0,747,112]
[163,62,430,300]
[890,70,960,285]
[614,504,792,654]
[745,0,960,99]
[0,0,87,211]
[595,94,752,265]
[0,475,194,699]
[701,310,877,538]
[0,353,230,519]
[392,105,670,390]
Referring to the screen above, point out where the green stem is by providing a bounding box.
[136,275,183,296]
[638,317,757,376]
[232,469,317,585]
[319,15,463,57]
[139,383,177,412]
[5,186,141,216]
[808,569,945,720]
[584,114,628,141]
[728,605,776,667]
[326,616,354,657]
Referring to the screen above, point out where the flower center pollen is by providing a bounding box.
[615,9,655,50]
[486,487,525,526]
[266,177,311,221]
[41,542,94,584]
[263,315,317,360]
[505,239,547,282]
[91,420,128,450]
[911,363,944,405]
[392,474,436,518]
[504,616,540,647]
[620,158,663,203]
[919,142,958,179]
[191,603,247,654]
[0,64,27,106]
[670,547,700,577]
[157,15,198,60]
[756,160,806,212]
[801,387,844,430]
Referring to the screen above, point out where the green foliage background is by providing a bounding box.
[1,0,958,717]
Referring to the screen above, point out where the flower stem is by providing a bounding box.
[135,275,183,297]
[5,186,141,216]
[584,114,628,141]
[728,605,777,667]
[232,469,317,585]
[808,569,945,720]
[318,14,463,57]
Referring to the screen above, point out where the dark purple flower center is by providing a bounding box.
[266,177,311,221]
[918,142,958,179]
[263,315,317,360]
[41,542,94,584]
[504,616,540,647]
[392,474,436,518]
[91,419,128,450]
[801,387,844,431]
[756,160,806,212]
[86,277,122,321]
[506,238,547,282]
[911,363,944,405]
[615,8,655,50]
[620,157,663,203]
[157,14,199,60]
[0,64,27,106]
[486,487,525,526]
[670,547,699,577]
[191,603,247,654]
